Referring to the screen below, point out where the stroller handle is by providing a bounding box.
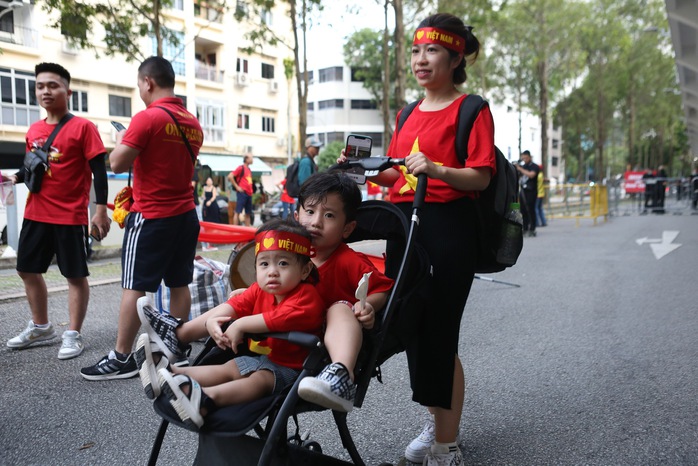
[332,156,428,206]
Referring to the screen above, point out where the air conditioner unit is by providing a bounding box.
[268,81,279,93]
[276,137,286,147]
[236,73,250,86]
[62,41,79,55]
[242,145,253,154]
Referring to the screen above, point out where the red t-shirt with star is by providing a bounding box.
[24,116,106,225]
[315,243,394,309]
[227,282,325,369]
[120,97,203,219]
[387,94,496,203]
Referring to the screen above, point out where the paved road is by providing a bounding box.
[1,209,696,465]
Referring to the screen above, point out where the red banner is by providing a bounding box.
[624,171,646,193]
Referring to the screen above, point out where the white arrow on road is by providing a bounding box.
[636,230,681,260]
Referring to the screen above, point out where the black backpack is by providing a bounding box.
[285,158,301,198]
[397,94,522,273]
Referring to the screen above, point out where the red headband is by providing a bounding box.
[255,230,313,257]
[413,27,465,54]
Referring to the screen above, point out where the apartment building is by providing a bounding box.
[306,62,386,155]
[0,0,297,181]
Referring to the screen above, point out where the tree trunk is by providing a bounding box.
[538,58,549,178]
[393,0,406,110]
[382,1,391,151]
[291,0,307,153]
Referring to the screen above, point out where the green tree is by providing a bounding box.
[316,141,344,171]
[235,0,323,155]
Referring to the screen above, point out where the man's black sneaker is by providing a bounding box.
[136,296,186,364]
[80,351,138,381]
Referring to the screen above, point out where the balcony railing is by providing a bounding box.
[0,25,39,48]
[195,62,224,83]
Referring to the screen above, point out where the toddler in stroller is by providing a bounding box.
[135,218,325,428]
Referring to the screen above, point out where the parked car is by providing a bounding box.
[260,192,283,223]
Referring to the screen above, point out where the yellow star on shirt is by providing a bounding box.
[398,137,443,195]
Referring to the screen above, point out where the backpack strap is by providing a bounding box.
[454,94,487,165]
[396,100,421,134]
[396,95,488,165]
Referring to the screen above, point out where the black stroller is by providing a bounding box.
[147,158,431,465]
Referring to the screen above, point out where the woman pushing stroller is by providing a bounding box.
[339,13,495,465]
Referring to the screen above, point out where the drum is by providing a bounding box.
[227,241,256,290]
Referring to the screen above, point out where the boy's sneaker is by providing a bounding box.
[136,296,186,364]
[423,446,463,466]
[405,417,435,463]
[7,321,56,348]
[297,362,356,412]
[58,330,84,360]
[80,351,138,380]
[134,333,169,399]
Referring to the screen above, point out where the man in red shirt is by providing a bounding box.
[228,154,254,226]
[81,56,203,380]
[4,63,110,361]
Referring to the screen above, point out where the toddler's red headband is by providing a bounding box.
[255,230,313,257]
[413,27,465,54]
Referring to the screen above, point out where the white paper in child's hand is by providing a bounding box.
[355,272,372,308]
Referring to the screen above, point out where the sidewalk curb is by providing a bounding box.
[0,247,122,270]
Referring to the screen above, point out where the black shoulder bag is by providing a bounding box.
[23,113,74,193]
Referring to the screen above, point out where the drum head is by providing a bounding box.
[227,241,256,290]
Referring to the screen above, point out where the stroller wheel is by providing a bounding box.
[301,440,322,452]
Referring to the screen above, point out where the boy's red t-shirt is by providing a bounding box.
[386,94,496,203]
[24,117,106,225]
[227,282,325,369]
[315,243,394,308]
[120,97,203,219]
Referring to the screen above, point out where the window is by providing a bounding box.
[109,95,132,117]
[363,132,383,149]
[318,99,344,110]
[350,67,370,82]
[69,90,88,113]
[261,63,274,80]
[153,31,185,76]
[308,102,314,111]
[172,0,184,10]
[0,68,40,126]
[326,132,344,144]
[196,100,225,142]
[237,113,249,130]
[319,66,343,83]
[235,0,248,16]
[350,99,377,110]
[236,58,249,74]
[307,70,314,84]
[552,138,559,149]
[261,9,272,26]
[0,7,15,34]
[552,156,559,167]
[61,11,87,40]
[262,116,275,133]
